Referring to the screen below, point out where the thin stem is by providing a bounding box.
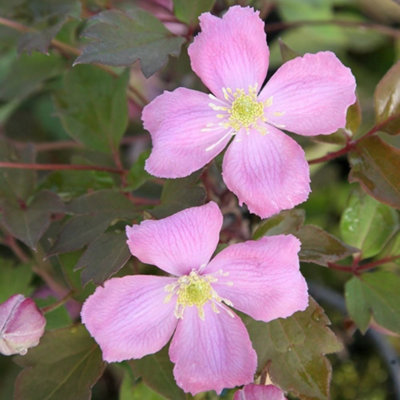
[0,161,126,175]
[41,290,75,313]
[265,19,400,39]
[0,16,148,107]
[2,231,30,263]
[308,142,355,165]
[357,254,400,272]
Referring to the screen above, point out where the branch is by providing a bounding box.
[0,16,148,107]
[265,19,400,39]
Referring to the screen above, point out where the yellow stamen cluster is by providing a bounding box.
[164,270,234,320]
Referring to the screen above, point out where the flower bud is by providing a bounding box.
[0,294,46,356]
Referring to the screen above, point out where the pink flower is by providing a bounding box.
[81,202,308,394]
[142,6,356,218]
[234,384,287,400]
[0,294,46,356]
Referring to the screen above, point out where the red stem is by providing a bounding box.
[357,254,400,272]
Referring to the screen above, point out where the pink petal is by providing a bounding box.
[188,6,269,100]
[81,275,178,362]
[126,202,222,276]
[143,88,231,178]
[234,384,287,400]
[169,303,256,395]
[222,126,310,218]
[0,294,46,356]
[206,235,308,322]
[259,51,356,136]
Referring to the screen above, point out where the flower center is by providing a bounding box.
[229,91,264,131]
[164,270,234,320]
[176,272,212,308]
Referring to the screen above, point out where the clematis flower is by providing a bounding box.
[234,384,287,400]
[81,202,308,394]
[0,294,46,356]
[142,6,356,218]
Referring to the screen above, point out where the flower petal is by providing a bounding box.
[222,126,310,218]
[143,87,231,178]
[188,6,269,99]
[233,384,287,400]
[206,235,308,322]
[259,51,356,136]
[126,202,222,276]
[169,303,256,395]
[81,275,178,362]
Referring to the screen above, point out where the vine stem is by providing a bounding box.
[0,16,148,107]
[41,290,76,314]
[328,254,400,274]
[308,113,400,165]
[265,19,400,39]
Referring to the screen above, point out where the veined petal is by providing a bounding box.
[222,126,310,218]
[143,88,232,178]
[206,236,308,322]
[81,275,178,362]
[169,303,256,395]
[234,384,287,400]
[259,51,356,136]
[188,6,269,100]
[126,202,222,276]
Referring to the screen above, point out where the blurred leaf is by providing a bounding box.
[130,346,186,400]
[75,231,131,286]
[340,190,399,258]
[345,99,362,136]
[0,53,64,102]
[2,190,64,250]
[374,61,400,135]
[54,66,128,153]
[120,371,163,400]
[14,0,80,54]
[74,8,185,78]
[349,136,400,209]
[0,260,33,302]
[379,229,400,264]
[126,151,151,191]
[35,296,72,330]
[345,271,400,334]
[173,0,215,25]
[49,215,111,255]
[0,141,36,202]
[66,189,137,219]
[296,225,359,266]
[253,209,305,239]
[245,298,342,400]
[150,171,205,218]
[0,357,21,400]
[278,38,299,62]
[14,325,105,400]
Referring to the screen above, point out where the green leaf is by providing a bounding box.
[173,0,215,25]
[75,231,131,286]
[54,66,129,153]
[253,208,305,239]
[2,190,65,250]
[340,190,399,258]
[0,140,36,202]
[14,0,81,54]
[345,99,362,136]
[0,260,33,302]
[296,225,359,266]
[35,296,72,330]
[14,325,106,400]
[345,271,400,333]
[48,215,111,255]
[150,171,206,219]
[0,53,64,102]
[120,371,163,400]
[278,38,300,62]
[130,346,186,400]
[245,298,342,400]
[74,8,185,78]
[66,190,137,219]
[374,60,400,135]
[126,151,151,191]
[349,136,400,209]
